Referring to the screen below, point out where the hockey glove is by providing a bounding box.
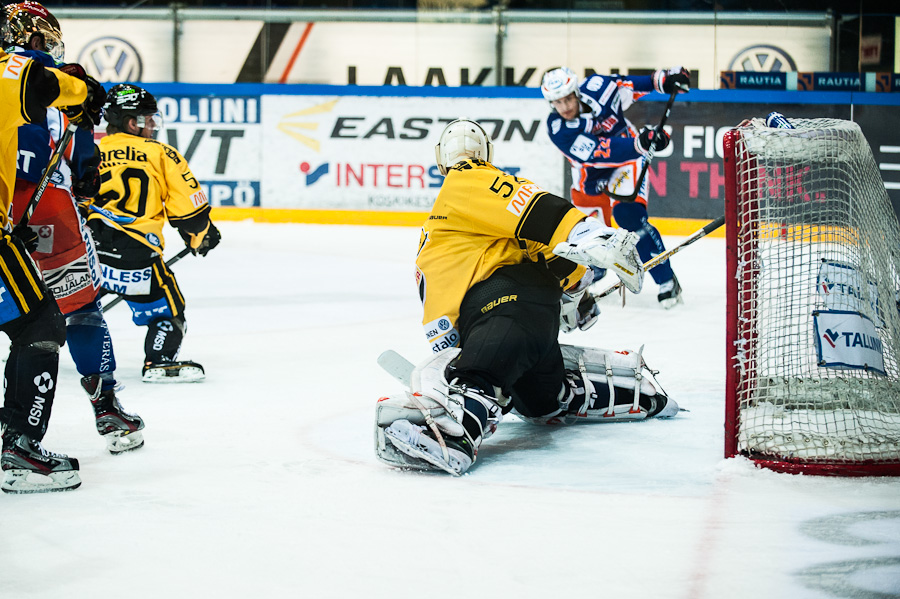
[72,166,101,201]
[636,127,670,155]
[197,223,221,257]
[653,66,691,95]
[560,290,600,333]
[11,223,39,254]
[59,64,105,130]
[179,223,221,257]
[554,225,644,294]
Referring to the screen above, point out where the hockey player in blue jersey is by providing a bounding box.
[541,66,690,308]
[5,2,145,457]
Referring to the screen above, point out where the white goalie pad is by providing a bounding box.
[560,344,662,398]
[557,344,680,421]
[375,417,471,476]
[374,348,505,475]
[375,349,467,473]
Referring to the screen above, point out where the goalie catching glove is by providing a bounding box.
[553,218,644,293]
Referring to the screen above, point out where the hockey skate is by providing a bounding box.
[142,360,205,383]
[82,375,145,454]
[1,430,81,494]
[657,275,683,309]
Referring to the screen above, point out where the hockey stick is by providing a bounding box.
[100,247,192,313]
[377,350,415,387]
[593,214,725,301]
[19,122,78,226]
[605,88,679,203]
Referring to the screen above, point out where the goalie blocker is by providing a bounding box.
[375,346,679,475]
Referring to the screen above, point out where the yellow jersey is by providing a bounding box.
[0,51,86,228]
[416,159,587,351]
[89,133,211,252]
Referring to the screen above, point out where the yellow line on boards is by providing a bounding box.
[209,208,726,237]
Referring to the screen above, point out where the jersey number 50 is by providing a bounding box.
[97,168,151,217]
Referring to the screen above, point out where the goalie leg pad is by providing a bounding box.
[377,419,474,476]
[374,349,505,474]
[516,344,679,424]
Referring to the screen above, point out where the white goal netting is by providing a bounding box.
[729,117,900,468]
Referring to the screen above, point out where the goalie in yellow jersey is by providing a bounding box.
[375,119,681,476]
[85,84,220,383]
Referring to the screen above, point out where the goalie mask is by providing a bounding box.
[4,2,64,61]
[541,67,579,105]
[104,83,163,139]
[435,118,494,176]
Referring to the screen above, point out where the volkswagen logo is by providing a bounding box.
[728,44,797,72]
[78,37,143,83]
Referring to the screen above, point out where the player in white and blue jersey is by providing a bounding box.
[541,66,689,308]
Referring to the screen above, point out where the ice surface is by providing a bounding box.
[2,222,898,598]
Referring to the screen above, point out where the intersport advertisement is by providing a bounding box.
[258,96,561,211]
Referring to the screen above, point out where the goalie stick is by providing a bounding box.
[593,214,725,300]
[100,247,192,312]
[19,123,78,226]
[377,349,415,387]
[605,87,680,203]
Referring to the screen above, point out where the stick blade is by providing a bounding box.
[377,350,415,387]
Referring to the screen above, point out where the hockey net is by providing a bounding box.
[724,117,900,476]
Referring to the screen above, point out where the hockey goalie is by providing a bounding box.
[374,118,680,476]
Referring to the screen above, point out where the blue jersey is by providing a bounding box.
[12,49,96,189]
[546,74,654,194]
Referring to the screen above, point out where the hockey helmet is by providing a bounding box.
[4,2,64,61]
[434,118,493,176]
[541,67,579,104]
[104,83,162,137]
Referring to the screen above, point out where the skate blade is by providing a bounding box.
[382,427,462,476]
[142,366,205,383]
[1,469,82,494]
[106,430,145,455]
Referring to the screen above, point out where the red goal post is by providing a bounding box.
[724,117,900,476]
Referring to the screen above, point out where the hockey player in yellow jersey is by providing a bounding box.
[0,30,98,492]
[86,84,220,383]
[375,119,680,475]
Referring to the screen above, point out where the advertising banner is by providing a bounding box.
[155,94,263,207]
[139,86,900,220]
[620,100,855,220]
[59,19,174,82]
[817,261,882,327]
[266,22,829,90]
[813,310,885,374]
[258,95,561,211]
[632,100,899,219]
[60,17,829,90]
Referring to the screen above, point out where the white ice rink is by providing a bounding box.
[3,221,899,599]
